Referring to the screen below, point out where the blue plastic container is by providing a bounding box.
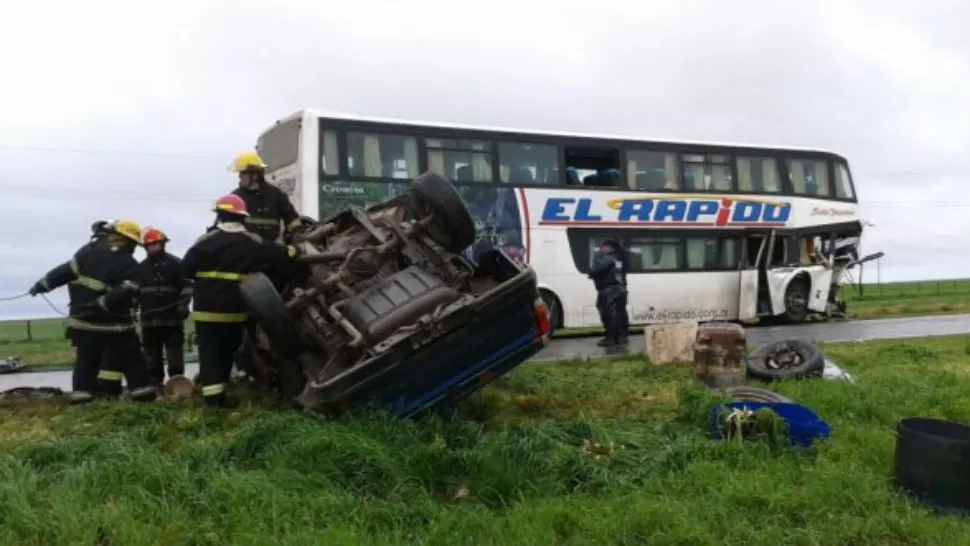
[710,402,831,447]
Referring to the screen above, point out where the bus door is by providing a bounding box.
[805,233,835,313]
[737,231,773,320]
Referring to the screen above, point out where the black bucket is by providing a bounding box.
[892,417,970,516]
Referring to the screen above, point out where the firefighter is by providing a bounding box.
[182,194,301,408]
[137,227,191,386]
[229,150,301,244]
[27,220,157,403]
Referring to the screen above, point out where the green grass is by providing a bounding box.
[2,336,970,544]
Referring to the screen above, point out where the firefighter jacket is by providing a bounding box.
[136,251,191,328]
[32,240,141,332]
[181,221,299,323]
[232,182,300,243]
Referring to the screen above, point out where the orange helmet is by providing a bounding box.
[142,227,168,246]
[212,194,250,217]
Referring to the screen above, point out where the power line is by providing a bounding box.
[0,144,224,161]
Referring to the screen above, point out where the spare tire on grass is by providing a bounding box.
[409,172,476,253]
[746,339,825,382]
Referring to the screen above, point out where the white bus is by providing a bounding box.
[254,109,877,331]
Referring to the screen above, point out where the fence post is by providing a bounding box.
[26,320,32,342]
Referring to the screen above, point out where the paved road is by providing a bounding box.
[4,314,969,393]
[536,313,970,361]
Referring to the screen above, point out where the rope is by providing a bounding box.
[0,292,29,302]
[40,294,69,316]
[30,294,193,320]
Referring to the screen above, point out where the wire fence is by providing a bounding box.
[0,319,198,349]
[847,278,970,301]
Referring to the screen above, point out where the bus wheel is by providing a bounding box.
[539,290,562,333]
[783,278,810,323]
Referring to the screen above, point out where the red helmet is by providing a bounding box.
[212,194,249,217]
[141,227,168,246]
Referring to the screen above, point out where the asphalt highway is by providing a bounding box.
[3,314,969,392]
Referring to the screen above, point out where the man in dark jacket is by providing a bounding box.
[182,194,301,408]
[28,220,157,403]
[587,238,630,347]
[137,227,191,385]
[229,150,301,244]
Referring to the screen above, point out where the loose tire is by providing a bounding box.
[746,339,825,382]
[409,172,477,253]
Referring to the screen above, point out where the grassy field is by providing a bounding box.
[1,335,970,544]
[2,278,969,365]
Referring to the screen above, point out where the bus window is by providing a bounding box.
[682,154,733,192]
[744,235,765,267]
[787,158,831,197]
[719,238,740,269]
[499,142,559,184]
[627,150,680,190]
[426,138,493,183]
[565,146,622,188]
[346,132,419,179]
[321,129,339,177]
[628,237,682,271]
[769,236,789,267]
[835,162,856,199]
[736,157,781,193]
[685,237,740,270]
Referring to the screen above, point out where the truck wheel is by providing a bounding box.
[409,172,476,253]
[783,278,810,323]
[746,339,825,382]
[239,273,305,357]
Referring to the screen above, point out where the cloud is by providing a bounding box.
[1,0,968,318]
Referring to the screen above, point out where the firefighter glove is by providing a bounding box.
[28,280,47,297]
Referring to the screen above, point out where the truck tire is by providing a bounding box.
[409,172,476,253]
[746,339,825,382]
[239,273,305,357]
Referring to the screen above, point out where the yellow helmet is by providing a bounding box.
[110,220,142,244]
[229,151,267,173]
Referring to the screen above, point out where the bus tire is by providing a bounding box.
[409,172,477,253]
[539,289,563,332]
[746,339,825,382]
[783,277,810,323]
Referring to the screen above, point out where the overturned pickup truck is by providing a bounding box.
[236,173,551,417]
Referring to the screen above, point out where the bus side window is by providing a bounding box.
[499,142,559,184]
[627,150,680,190]
[769,236,788,267]
[787,158,831,197]
[565,146,621,188]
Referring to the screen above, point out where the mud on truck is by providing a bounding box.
[235,172,552,417]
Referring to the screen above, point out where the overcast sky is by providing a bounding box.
[1,0,968,319]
